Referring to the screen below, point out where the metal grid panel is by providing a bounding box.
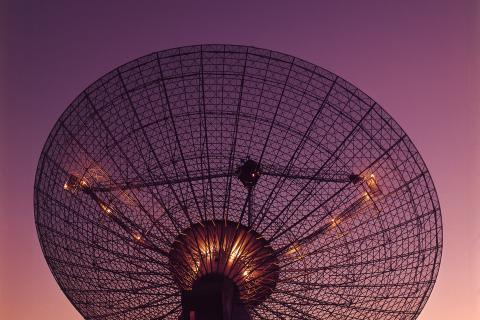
[34,44,442,320]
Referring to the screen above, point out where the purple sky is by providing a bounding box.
[1,1,478,319]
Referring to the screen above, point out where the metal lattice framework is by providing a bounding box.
[34,44,442,320]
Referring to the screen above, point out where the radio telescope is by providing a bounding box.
[34,45,442,320]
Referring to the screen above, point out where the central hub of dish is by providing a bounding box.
[169,220,279,305]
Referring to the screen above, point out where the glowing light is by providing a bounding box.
[286,243,300,255]
[331,217,340,228]
[99,202,112,215]
[366,174,380,194]
[330,217,346,238]
[63,175,82,192]
[168,220,279,304]
[229,241,242,262]
[200,243,215,258]
[132,231,142,242]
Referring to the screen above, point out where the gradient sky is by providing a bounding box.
[1,1,478,319]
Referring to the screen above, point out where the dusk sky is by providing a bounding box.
[1,1,478,319]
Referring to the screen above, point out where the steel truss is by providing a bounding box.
[34,44,442,320]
